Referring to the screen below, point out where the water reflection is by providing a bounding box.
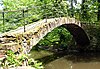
[45,52,100,69]
[30,49,100,69]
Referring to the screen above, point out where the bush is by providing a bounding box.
[0,50,44,69]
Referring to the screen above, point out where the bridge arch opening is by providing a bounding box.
[35,23,90,50]
[62,24,90,46]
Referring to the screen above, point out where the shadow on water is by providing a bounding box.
[65,52,100,63]
[30,41,100,69]
[36,49,100,64]
[30,45,100,69]
[36,50,67,64]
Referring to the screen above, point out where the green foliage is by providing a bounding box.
[3,0,35,10]
[28,58,44,69]
[2,0,99,30]
[67,0,99,22]
[0,0,68,33]
[37,27,72,48]
[33,0,68,18]
[0,50,44,69]
[1,0,100,33]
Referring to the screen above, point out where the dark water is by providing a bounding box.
[30,50,100,69]
[45,53,100,69]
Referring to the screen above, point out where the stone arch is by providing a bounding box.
[28,23,90,52]
[0,17,90,53]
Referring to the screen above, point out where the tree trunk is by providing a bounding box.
[98,0,100,21]
[71,0,74,17]
[81,0,86,19]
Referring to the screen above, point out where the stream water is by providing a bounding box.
[30,50,100,69]
[45,52,100,69]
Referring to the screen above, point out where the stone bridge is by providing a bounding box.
[0,17,90,54]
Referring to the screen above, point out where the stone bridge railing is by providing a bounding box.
[0,17,81,54]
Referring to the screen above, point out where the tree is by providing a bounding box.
[98,0,100,21]
[81,0,87,20]
[67,0,77,17]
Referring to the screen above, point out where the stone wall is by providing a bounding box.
[81,23,100,50]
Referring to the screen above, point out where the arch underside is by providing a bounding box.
[62,24,90,46]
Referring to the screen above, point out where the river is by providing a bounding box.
[30,49,100,69]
